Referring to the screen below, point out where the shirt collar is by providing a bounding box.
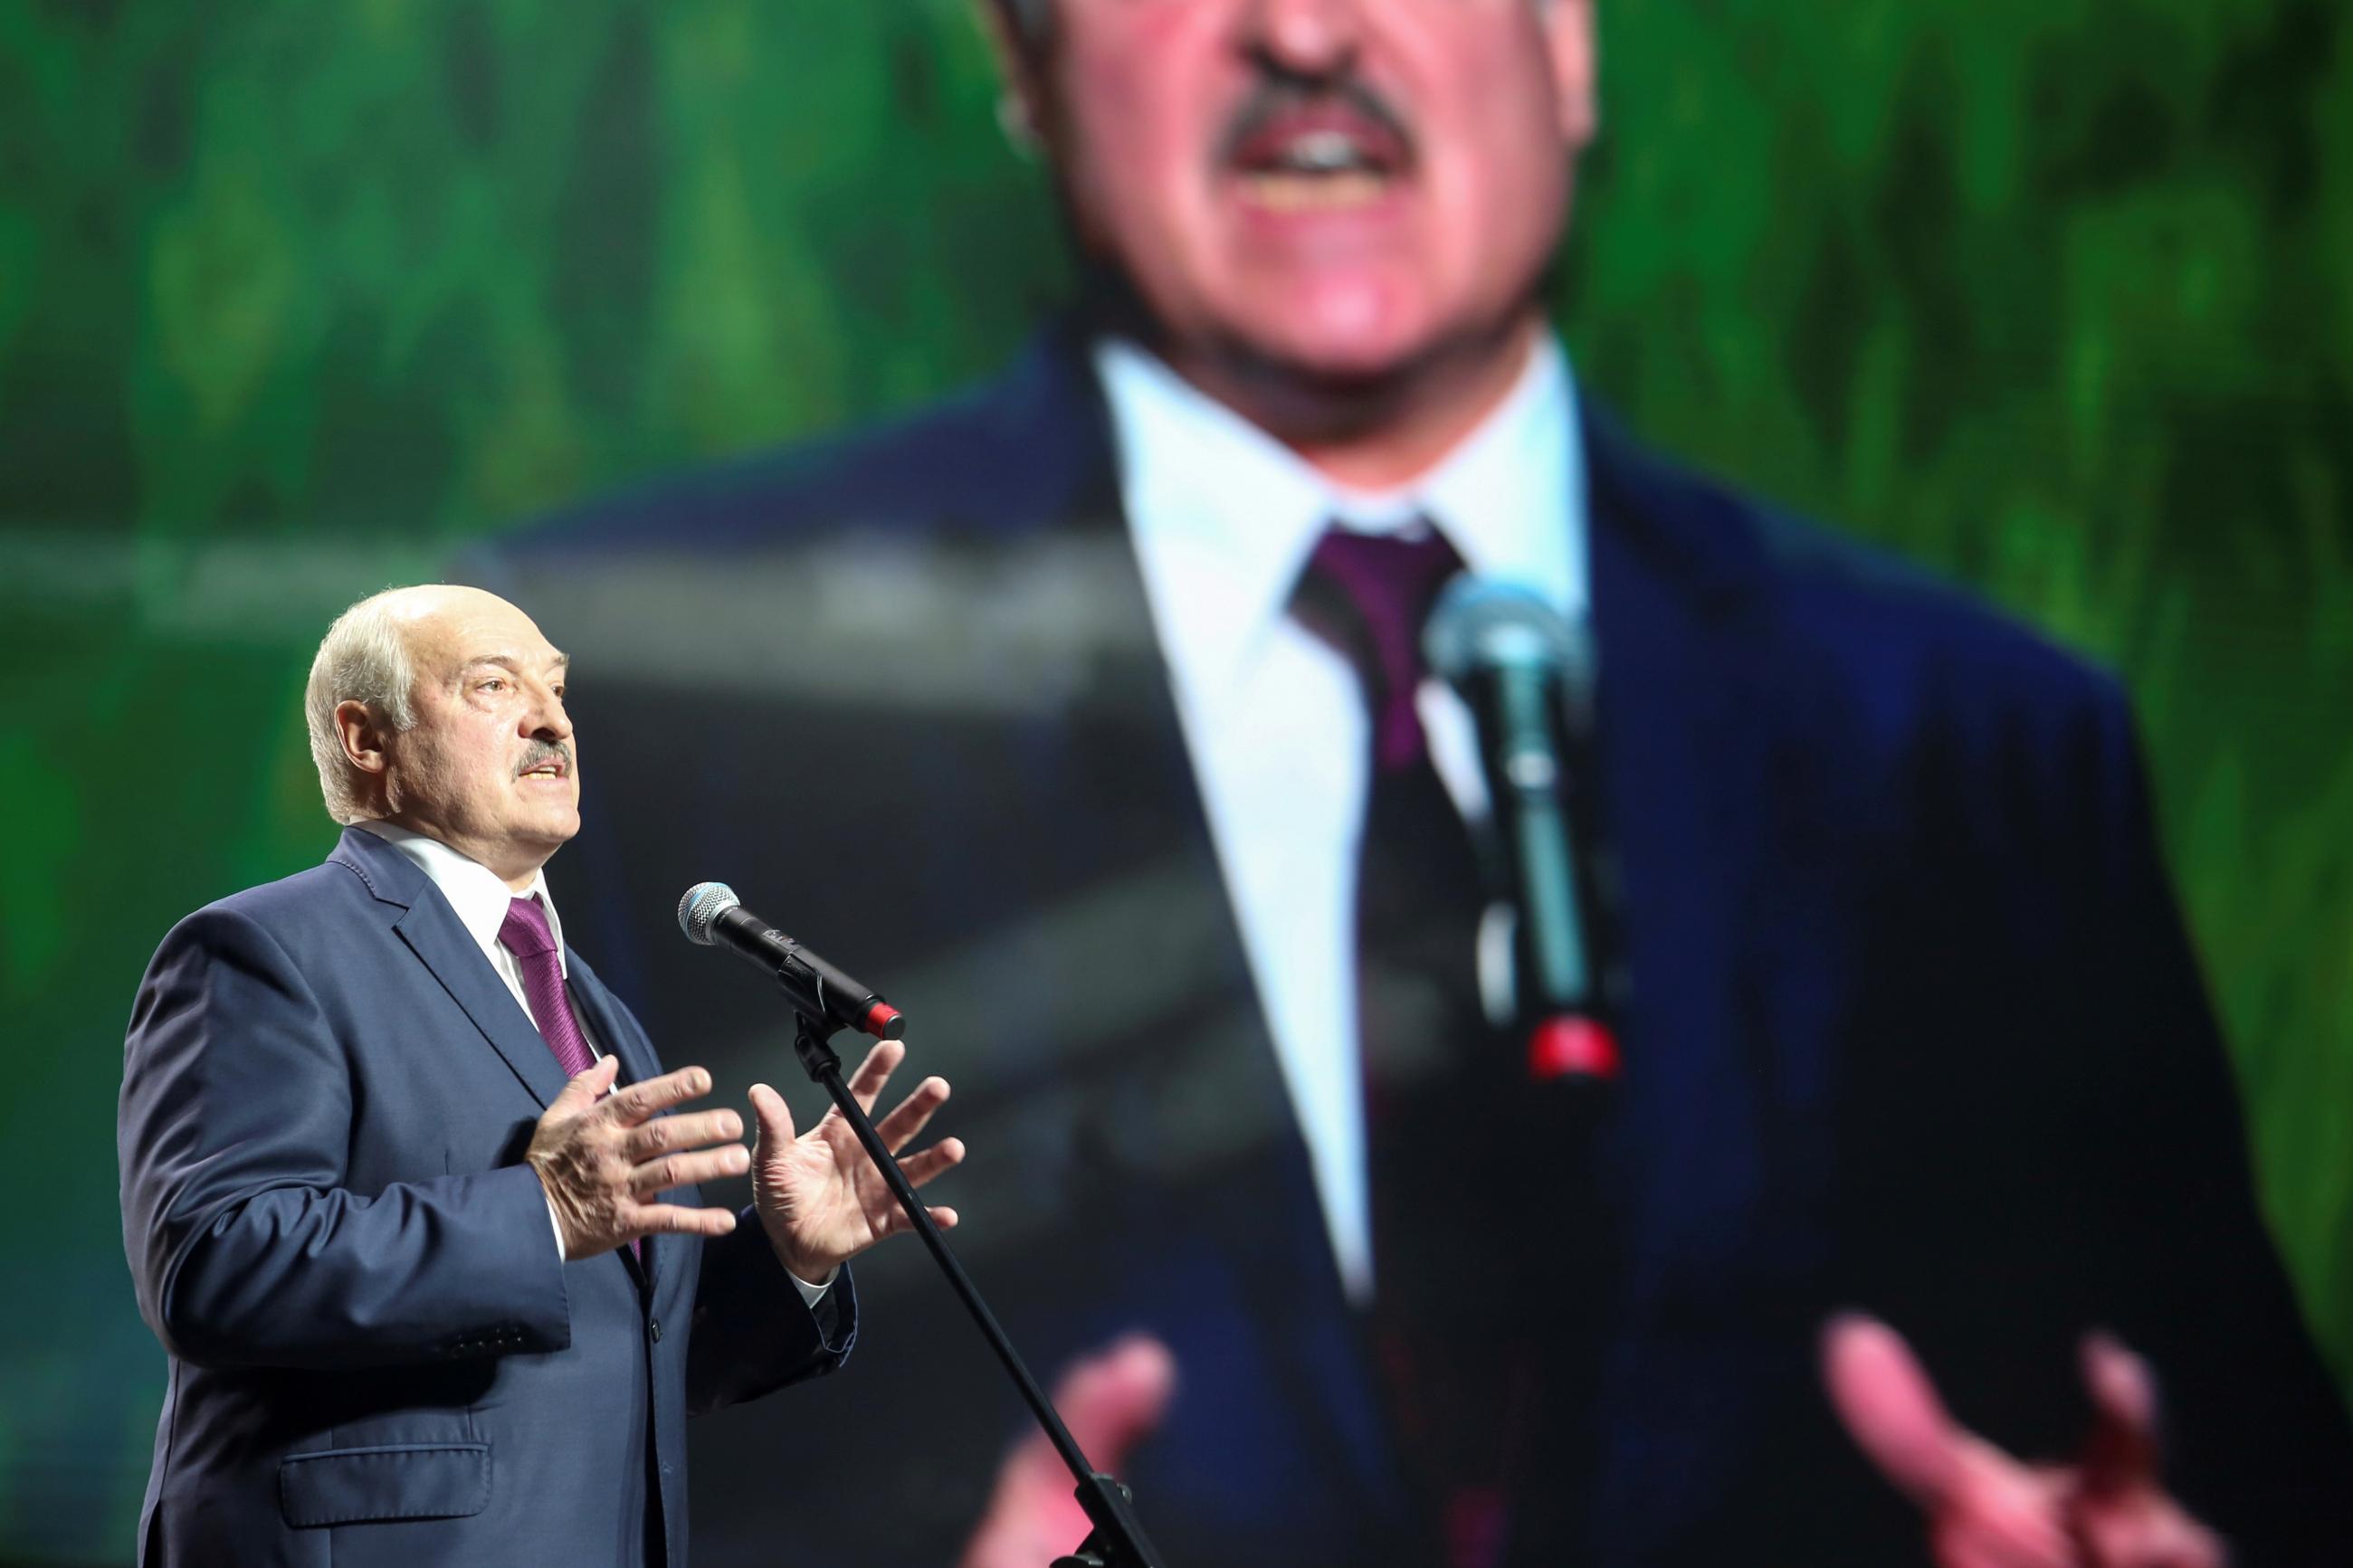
[351,819,567,974]
[1092,331,1585,698]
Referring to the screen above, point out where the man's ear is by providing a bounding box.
[1544,0,1599,153]
[335,699,392,781]
[976,0,1048,156]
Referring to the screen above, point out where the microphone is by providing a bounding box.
[677,882,907,1041]
[1424,576,1621,1081]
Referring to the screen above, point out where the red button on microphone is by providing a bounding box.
[1527,1015,1620,1082]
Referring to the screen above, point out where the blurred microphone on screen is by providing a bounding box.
[1424,575,1623,1083]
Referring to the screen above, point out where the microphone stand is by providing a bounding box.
[786,1012,1169,1568]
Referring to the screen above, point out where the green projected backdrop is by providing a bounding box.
[2,0,2348,1560]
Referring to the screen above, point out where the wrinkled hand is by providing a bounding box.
[1823,1314,2225,1568]
[527,1057,746,1259]
[960,1333,1177,1568]
[748,1039,964,1283]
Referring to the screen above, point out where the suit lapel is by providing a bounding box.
[1583,407,1788,1264]
[567,962,663,1089]
[395,898,577,1110]
[1577,410,1850,1548]
[334,829,572,1109]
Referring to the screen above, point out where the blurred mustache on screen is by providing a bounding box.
[1215,70,1417,166]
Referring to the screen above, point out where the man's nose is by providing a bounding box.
[1240,0,1364,79]
[524,680,574,740]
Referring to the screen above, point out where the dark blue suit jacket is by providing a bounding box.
[480,327,2353,1565]
[119,826,856,1567]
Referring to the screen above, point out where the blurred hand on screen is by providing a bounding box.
[1823,1314,2224,1568]
[959,1332,1177,1568]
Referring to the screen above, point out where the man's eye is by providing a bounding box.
[480,678,507,693]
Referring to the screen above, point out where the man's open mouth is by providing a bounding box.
[1225,101,1413,212]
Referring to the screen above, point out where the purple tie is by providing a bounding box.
[1292,521,1467,772]
[1293,521,1524,1563]
[498,897,597,1080]
[501,895,641,1266]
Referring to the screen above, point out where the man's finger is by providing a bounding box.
[629,1144,751,1198]
[748,1082,797,1155]
[2077,1331,2161,1500]
[547,1055,620,1119]
[1060,1333,1177,1473]
[842,1039,907,1117]
[623,1107,744,1162]
[875,1079,950,1153]
[895,1137,966,1189]
[605,1065,715,1126]
[624,1201,738,1239]
[1820,1312,1967,1510]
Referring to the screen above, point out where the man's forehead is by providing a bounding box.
[394,594,563,670]
[443,639,570,678]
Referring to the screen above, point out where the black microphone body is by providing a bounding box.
[679,883,905,1041]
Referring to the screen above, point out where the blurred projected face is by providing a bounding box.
[385,589,579,882]
[1031,0,1596,382]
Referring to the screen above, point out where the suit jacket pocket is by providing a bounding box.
[278,1443,491,1528]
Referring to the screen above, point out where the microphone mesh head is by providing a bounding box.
[1424,575,1593,690]
[677,881,740,946]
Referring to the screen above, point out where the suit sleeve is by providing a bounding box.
[119,904,573,1371]
[683,1216,860,1417]
[2073,683,2353,1557]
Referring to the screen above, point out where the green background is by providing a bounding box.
[2,0,2348,1559]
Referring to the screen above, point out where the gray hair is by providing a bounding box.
[304,588,421,824]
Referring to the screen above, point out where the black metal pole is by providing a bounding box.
[787,1014,1167,1568]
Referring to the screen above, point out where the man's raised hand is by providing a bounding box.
[1822,1313,2224,1568]
[747,1038,965,1285]
[527,1057,747,1259]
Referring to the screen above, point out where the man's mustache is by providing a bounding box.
[516,739,573,777]
[1215,71,1416,168]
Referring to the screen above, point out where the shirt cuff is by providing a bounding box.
[546,1193,567,1263]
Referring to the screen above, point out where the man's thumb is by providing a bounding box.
[550,1054,619,1117]
[1821,1312,1966,1510]
[748,1082,795,1151]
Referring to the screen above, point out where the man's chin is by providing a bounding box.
[1220,290,1448,388]
[520,810,582,854]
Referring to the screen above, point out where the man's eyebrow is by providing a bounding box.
[461,651,570,673]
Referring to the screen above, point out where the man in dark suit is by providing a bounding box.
[480,1,2353,1563]
[119,584,965,1567]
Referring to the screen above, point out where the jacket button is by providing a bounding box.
[649,1316,662,1344]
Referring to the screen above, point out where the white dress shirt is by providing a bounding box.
[353,820,826,1303]
[1094,333,1589,1304]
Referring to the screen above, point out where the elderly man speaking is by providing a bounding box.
[118,584,963,1567]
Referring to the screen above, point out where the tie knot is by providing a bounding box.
[1291,520,1466,771]
[499,895,558,960]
